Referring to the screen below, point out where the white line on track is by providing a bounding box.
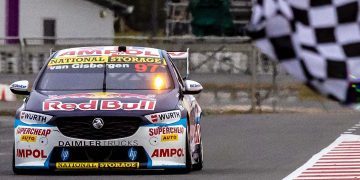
[283,134,360,180]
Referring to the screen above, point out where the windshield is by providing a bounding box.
[37,54,174,91]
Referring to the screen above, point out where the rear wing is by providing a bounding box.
[168,48,190,79]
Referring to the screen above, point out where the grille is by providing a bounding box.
[55,117,142,140]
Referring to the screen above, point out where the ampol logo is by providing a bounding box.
[151,148,184,158]
[16,149,47,158]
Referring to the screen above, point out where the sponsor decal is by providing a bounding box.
[61,148,70,161]
[58,47,159,58]
[16,149,47,158]
[109,56,165,64]
[47,92,155,101]
[195,124,201,144]
[16,127,51,137]
[48,56,108,66]
[99,162,139,168]
[19,111,52,124]
[150,115,157,122]
[20,135,37,143]
[128,147,137,161]
[43,100,156,111]
[48,63,130,70]
[190,83,201,88]
[149,127,184,136]
[145,110,181,124]
[56,162,98,169]
[48,56,165,66]
[11,84,27,89]
[56,162,139,169]
[161,134,178,142]
[58,140,138,147]
[151,148,184,158]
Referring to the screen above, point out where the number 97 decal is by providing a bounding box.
[135,64,159,73]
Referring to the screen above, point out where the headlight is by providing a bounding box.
[153,75,166,90]
[145,110,181,124]
[19,111,53,124]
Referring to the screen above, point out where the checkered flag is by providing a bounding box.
[248,0,360,104]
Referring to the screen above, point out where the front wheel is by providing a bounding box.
[192,141,203,171]
[184,127,192,173]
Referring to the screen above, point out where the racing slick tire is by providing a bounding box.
[184,133,192,173]
[192,141,203,171]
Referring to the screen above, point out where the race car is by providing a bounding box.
[10,46,203,173]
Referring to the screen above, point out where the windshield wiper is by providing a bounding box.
[102,62,107,92]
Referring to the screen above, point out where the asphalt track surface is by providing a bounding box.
[1,113,360,180]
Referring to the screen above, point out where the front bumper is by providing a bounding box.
[14,118,187,170]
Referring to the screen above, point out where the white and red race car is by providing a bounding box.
[10,46,203,173]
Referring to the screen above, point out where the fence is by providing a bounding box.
[0,36,305,112]
[0,36,274,73]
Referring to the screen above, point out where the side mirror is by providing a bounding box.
[10,80,30,95]
[184,80,203,94]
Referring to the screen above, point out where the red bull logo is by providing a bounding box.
[43,100,156,111]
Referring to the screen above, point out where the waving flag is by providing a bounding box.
[248,0,360,104]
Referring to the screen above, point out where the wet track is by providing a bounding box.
[1,113,360,180]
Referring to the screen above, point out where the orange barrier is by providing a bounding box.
[0,84,17,102]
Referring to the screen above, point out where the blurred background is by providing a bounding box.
[0,0,352,115]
